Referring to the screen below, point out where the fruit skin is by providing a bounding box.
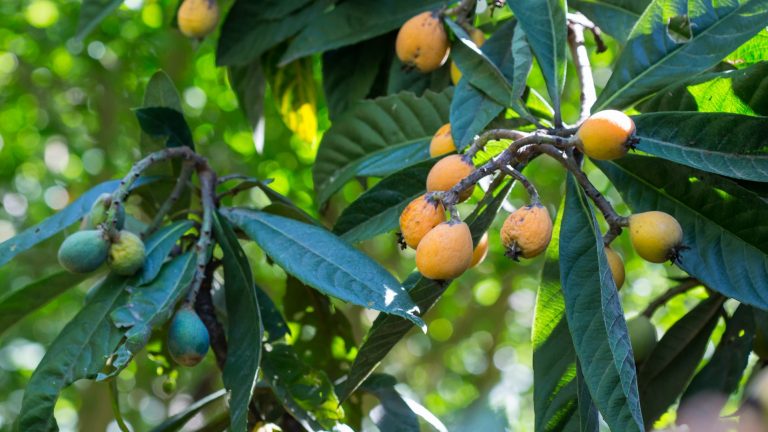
[108,230,146,276]
[450,29,486,85]
[396,11,450,73]
[500,204,553,259]
[627,315,657,364]
[470,232,489,268]
[399,194,446,249]
[84,193,125,230]
[429,123,456,158]
[426,154,475,202]
[178,0,220,39]
[416,221,473,280]
[57,229,110,273]
[576,110,635,160]
[167,307,210,367]
[629,211,683,263]
[605,246,625,289]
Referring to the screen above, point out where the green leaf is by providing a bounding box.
[338,180,513,401]
[76,0,123,40]
[313,89,451,205]
[638,295,723,427]
[17,274,129,432]
[506,0,567,124]
[228,61,266,132]
[595,155,768,309]
[595,0,768,110]
[139,71,186,163]
[680,304,754,410]
[139,220,194,284]
[0,272,90,335]
[560,175,643,432]
[134,107,194,149]
[629,112,768,181]
[726,29,768,68]
[0,176,160,268]
[212,212,263,432]
[569,0,650,43]
[360,374,447,432]
[150,389,227,432]
[255,284,289,342]
[104,252,197,379]
[220,208,424,326]
[262,343,345,430]
[333,160,434,244]
[280,0,445,65]
[638,61,768,115]
[386,57,451,96]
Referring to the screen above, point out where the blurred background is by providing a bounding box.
[0,1,729,430]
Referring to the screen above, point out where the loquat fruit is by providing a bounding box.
[84,193,125,230]
[629,211,683,263]
[168,307,210,367]
[500,204,553,260]
[426,154,475,202]
[576,110,636,160]
[396,11,450,73]
[470,232,489,268]
[108,230,146,276]
[178,0,220,39]
[399,194,446,249]
[627,315,657,364]
[605,246,625,289]
[429,123,456,158]
[58,229,110,274]
[416,221,474,280]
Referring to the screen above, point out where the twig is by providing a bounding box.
[642,278,703,318]
[144,160,194,238]
[567,12,606,53]
[186,169,217,303]
[568,17,597,123]
[464,128,527,160]
[444,0,476,24]
[109,379,131,432]
[499,165,539,203]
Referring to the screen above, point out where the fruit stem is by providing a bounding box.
[641,278,703,318]
[144,160,195,238]
[499,165,539,204]
[464,128,527,160]
[567,14,597,123]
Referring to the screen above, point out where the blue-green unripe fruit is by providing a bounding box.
[57,230,109,273]
[627,315,658,364]
[107,230,146,276]
[85,193,125,230]
[168,308,210,367]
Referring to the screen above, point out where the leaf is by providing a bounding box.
[139,220,194,284]
[595,155,768,309]
[134,107,194,149]
[333,160,434,244]
[638,61,768,115]
[385,57,451,96]
[0,272,90,335]
[338,180,513,401]
[76,0,123,40]
[220,208,424,326]
[560,175,643,432]
[264,54,318,143]
[361,374,421,432]
[595,0,768,110]
[0,176,160,268]
[680,304,754,411]
[629,112,768,181]
[726,29,768,68]
[212,212,263,432]
[149,389,227,432]
[279,0,445,65]
[506,0,567,123]
[255,284,289,342]
[637,295,723,427]
[228,61,266,133]
[262,343,345,430]
[17,274,129,432]
[569,0,650,43]
[313,89,451,205]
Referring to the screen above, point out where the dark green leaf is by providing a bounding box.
[0,176,160,268]
[150,389,227,432]
[228,61,266,132]
[261,202,320,227]
[134,107,193,149]
[139,220,194,284]
[386,57,451,96]
[595,0,768,110]
[212,212,263,432]
[254,284,289,342]
[76,0,122,40]
[333,160,435,244]
[506,0,567,123]
[595,155,768,309]
[560,175,643,432]
[314,88,451,204]
[569,0,650,43]
[17,274,129,432]
[361,374,420,432]
[221,208,424,326]
[638,295,723,427]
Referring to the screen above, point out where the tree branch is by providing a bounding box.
[642,278,703,318]
[568,16,597,123]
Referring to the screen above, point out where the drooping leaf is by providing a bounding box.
[150,389,227,432]
[264,54,318,143]
[629,112,768,181]
[338,180,513,401]
[313,88,451,205]
[228,60,266,133]
[560,175,643,432]
[595,0,768,110]
[333,160,435,244]
[212,212,263,432]
[254,284,289,343]
[139,220,194,284]
[569,0,650,43]
[0,176,160,268]
[595,155,768,309]
[637,295,723,428]
[726,29,768,68]
[134,107,194,149]
[506,0,567,124]
[279,0,445,65]
[76,0,123,40]
[17,274,129,432]
[220,208,424,326]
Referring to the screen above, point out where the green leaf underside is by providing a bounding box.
[632,112,768,182]
[313,89,451,205]
[212,212,263,432]
[333,160,435,244]
[569,0,650,43]
[17,274,130,432]
[595,156,768,309]
[0,176,161,268]
[595,0,768,110]
[560,175,643,431]
[149,389,227,432]
[726,30,768,68]
[139,220,195,284]
[221,208,423,326]
[338,180,514,401]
